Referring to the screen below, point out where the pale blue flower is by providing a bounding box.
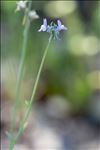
[57,20,67,31]
[38,18,67,39]
[38,18,48,32]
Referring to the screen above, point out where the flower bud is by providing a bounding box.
[28,10,39,20]
[16,0,28,12]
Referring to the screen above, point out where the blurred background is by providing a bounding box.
[1,1,100,150]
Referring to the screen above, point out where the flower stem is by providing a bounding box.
[9,34,52,150]
[9,1,32,150]
[11,17,30,132]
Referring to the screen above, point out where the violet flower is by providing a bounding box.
[38,18,48,32]
[38,18,67,39]
[57,20,67,31]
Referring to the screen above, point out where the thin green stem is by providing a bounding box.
[30,35,52,105]
[10,34,53,150]
[9,1,32,150]
[11,18,30,133]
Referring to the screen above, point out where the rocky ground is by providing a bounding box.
[1,96,100,150]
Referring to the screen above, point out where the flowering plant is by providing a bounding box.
[9,1,67,150]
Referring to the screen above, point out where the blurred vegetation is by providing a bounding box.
[1,1,100,113]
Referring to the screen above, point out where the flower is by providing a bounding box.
[38,18,48,32]
[16,0,28,12]
[57,20,67,31]
[38,18,67,39]
[28,10,39,20]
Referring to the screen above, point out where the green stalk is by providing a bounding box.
[11,17,30,133]
[9,1,32,149]
[10,34,53,150]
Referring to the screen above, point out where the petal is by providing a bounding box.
[57,25,68,31]
[42,25,47,31]
[60,25,67,30]
[57,20,62,27]
[47,25,52,32]
[43,18,47,27]
[38,25,46,32]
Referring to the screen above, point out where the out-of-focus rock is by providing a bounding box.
[86,90,100,125]
[14,145,29,150]
[33,127,62,150]
[77,141,100,150]
[45,95,71,119]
